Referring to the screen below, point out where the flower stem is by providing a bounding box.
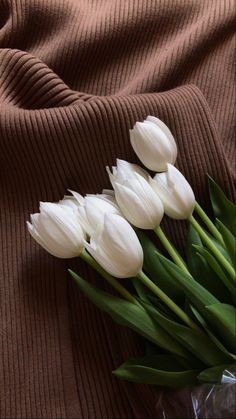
[194,202,224,246]
[189,215,236,282]
[154,226,189,273]
[80,249,138,305]
[137,270,201,332]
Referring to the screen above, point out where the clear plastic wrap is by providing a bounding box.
[155,366,236,418]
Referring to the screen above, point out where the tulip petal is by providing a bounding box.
[130,118,177,171]
[59,196,80,209]
[39,214,83,256]
[153,164,195,219]
[113,172,164,229]
[68,190,85,205]
[116,159,149,180]
[85,241,128,278]
[102,189,115,196]
[115,183,156,229]
[40,204,82,242]
[27,221,67,258]
[102,214,143,275]
[135,123,172,170]
[27,200,85,258]
[78,205,94,237]
[87,213,143,278]
[95,194,120,209]
[146,116,177,159]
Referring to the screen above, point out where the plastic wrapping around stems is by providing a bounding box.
[155,366,236,418]
[191,366,236,419]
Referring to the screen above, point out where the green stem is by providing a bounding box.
[154,226,189,273]
[80,249,138,305]
[137,270,201,332]
[189,215,236,282]
[194,202,225,246]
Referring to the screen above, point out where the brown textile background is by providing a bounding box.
[0,1,235,418]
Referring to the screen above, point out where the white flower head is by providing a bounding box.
[130,116,177,172]
[85,213,143,278]
[27,201,85,258]
[152,164,195,219]
[69,190,122,237]
[107,159,164,229]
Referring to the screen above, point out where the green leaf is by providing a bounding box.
[217,219,236,268]
[205,303,236,353]
[156,254,236,342]
[132,278,149,302]
[147,296,181,322]
[143,301,231,367]
[118,354,189,370]
[137,231,185,304]
[197,364,232,383]
[69,270,189,359]
[189,305,236,362]
[113,355,200,387]
[186,224,231,302]
[205,231,232,263]
[188,297,236,353]
[193,245,236,299]
[208,176,236,236]
[157,252,219,311]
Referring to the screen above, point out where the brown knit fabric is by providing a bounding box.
[0,1,235,418]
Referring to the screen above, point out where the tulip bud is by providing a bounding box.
[85,213,143,278]
[130,116,177,172]
[27,201,85,258]
[107,159,164,229]
[152,164,195,219]
[69,190,122,237]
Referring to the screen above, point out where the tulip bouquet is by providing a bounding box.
[27,116,236,391]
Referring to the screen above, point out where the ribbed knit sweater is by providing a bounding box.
[0,1,235,418]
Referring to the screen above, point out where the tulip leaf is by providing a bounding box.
[132,278,149,302]
[186,225,231,302]
[147,296,181,322]
[205,303,236,353]
[205,230,232,263]
[216,219,236,268]
[197,364,232,384]
[113,355,200,387]
[142,301,231,366]
[69,270,189,359]
[208,176,236,236]
[189,305,236,362]
[193,245,236,299]
[137,230,185,304]
[156,254,235,339]
[157,252,219,310]
[116,354,189,370]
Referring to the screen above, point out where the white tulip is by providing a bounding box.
[107,159,164,229]
[152,164,195,219]
[85,213,143,278]
[69,190,122,237]
[130,116,177,172]
[108,159,149,182]
[59,195,80,209]
[27,201,85,258]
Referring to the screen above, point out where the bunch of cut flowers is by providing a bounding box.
[27,116,236,400]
